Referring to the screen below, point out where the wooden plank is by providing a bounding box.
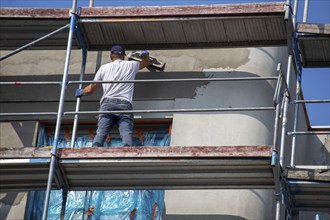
[59,146,272,159]
[0,147,51,158]
[0,146,272,159]
[297,23,330,35]
[79,3,286,18]
[0,8,70,19]
[287,169,330,182]
[0,3,286,20]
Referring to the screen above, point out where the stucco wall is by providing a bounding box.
[0,121,38,220]
[0,46,328,220]
[165,46,286,220]
[0,192,27,220]
[0,121,38,148]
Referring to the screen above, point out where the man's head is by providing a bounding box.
[110,45,125,61]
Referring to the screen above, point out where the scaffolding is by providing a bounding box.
[0,0,329,219]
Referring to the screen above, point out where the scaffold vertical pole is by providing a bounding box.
[89,0,103,74]
[41,0,78,219]
[292,0,299,26]
[303,0,309,22]
[279,57,292,167]
[290,0,309,168]
[280,0,298,168]
[290,71,302,167]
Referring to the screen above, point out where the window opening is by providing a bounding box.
[27,121,171,220]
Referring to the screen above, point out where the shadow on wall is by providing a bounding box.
[11,122,37,147]
[168,70,279,146]
[0,192,26,220]
[11,121,37,147]
[303,134,330,165]
[0,122,37,148]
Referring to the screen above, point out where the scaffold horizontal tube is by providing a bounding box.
[293,99,330,104]
[68,76,279,84]
[65,106,275,115]
[287,131,330,135]
[0,107,275,118]
[0,82,62,85]
[0,76,279,85]
[0,112,58,117]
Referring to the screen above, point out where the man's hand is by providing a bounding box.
[75,89,84,98]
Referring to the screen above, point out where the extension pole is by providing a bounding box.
[41,1,78,219]
[70,50,87,148]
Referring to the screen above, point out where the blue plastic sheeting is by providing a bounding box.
[27,190,165,220]
[37,124,170,148]
[26,128,170,220]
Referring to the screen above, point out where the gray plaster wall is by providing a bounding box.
[0,121,38,148]
[0,122,38,220]
[0,193,27,220]
[165,46,287,220]
[164,190,275,220]
[0,47,328,220]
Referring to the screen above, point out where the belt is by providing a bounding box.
[102,98,131,105]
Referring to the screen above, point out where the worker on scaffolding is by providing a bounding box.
[75,45,151,146]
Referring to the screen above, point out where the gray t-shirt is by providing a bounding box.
[94,60,140,103]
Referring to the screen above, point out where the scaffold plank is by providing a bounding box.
[0,146,273,191]
[297,23,330,68]
[79,2,285,17]
[286,167,330,212]
[297,23,330,35]
[58,146,272,158]
[287,168,330,182]
[0,2,287,50]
